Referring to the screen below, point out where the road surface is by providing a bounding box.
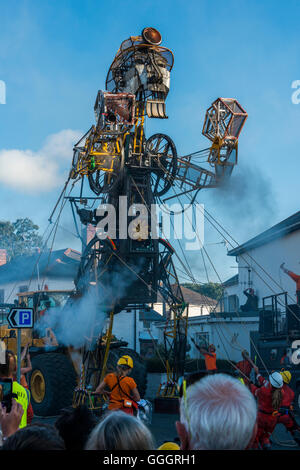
[32,410,300,450]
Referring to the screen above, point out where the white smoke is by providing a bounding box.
[35,261,140,348]
[36,291,106,349]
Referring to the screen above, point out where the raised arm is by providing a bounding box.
[21,351,32,375]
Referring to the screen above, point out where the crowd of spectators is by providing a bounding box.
[0,372,269,451]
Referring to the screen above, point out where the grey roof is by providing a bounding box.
[228,211,300,256]
[0,248,81,283]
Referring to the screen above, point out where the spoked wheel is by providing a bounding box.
[75,237,116,297]
[145,133,177,197]
[88,147,125,196]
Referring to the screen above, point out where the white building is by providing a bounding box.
[109,285,218,355]
[152,311,258,362]
[224,211,300,310]
[0,248,166,355]
[0,248,81,304]
[154,285,218,317]
[110,308,163,356]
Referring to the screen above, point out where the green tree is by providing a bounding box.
[181,282,223,301]
[0,218,43,261]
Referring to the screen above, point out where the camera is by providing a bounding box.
[0,378,13,413]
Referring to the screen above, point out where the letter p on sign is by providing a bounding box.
[20,311,31,326]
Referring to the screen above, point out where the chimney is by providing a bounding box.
[0,249,7,266]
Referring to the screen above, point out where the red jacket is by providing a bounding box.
[236,359,252,378]
[250,375,284,414]
[281,383,294,407]
[287,271,300,290]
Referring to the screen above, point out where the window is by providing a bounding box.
[228,295,239,312]
[220,294,239,312]
[220,295,228,312]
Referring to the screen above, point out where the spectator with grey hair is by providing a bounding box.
[176,373,257,450]
[85,410,155,450]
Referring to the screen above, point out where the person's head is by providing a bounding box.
[55,405,98,450]
[116,355,133,376]
[248,288,254,295]
[1,424,65,450]
[176,373,257,450]
[0,350,16,378]
[85,410,155,450]
[269,372,283,410]
[280,370,292,384]
[208,344,216,353]
[269,371,283,389]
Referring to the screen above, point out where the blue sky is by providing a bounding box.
[0,0,300,283]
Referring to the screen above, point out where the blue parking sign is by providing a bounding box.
[19,311,32,326]
[8,308,34,328]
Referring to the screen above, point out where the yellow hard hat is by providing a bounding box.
[280,370,292,384]
[117,355,133,369]
[157,442,180,450]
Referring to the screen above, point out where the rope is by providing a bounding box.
[27,178,78,293]
[99,310,114,383]
[165,180,271,375]
[200,205,300,322]
[143,166,262,371]
[145,327,168,372]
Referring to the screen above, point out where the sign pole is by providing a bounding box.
[17,329,21,383]
[7,307,34,383]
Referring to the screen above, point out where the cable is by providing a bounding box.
[202,205,300,314]
[166,181,271,374]
[153,168,262,365]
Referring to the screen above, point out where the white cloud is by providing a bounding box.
[0,129,82,193]
[41,129,82,160]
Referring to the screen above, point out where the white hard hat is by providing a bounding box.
[269,372,283,388]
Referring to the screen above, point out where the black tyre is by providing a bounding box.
[28,353,77,417]
[106,348,148,398]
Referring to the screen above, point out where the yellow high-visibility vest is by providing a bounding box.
[12,381,30,428]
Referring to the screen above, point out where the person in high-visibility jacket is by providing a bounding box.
[277,370,300,445]
[250,366,284,450]
[13,348,34,424]
[0,350,30,429]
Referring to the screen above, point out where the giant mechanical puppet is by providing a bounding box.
[68,27,248,402]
